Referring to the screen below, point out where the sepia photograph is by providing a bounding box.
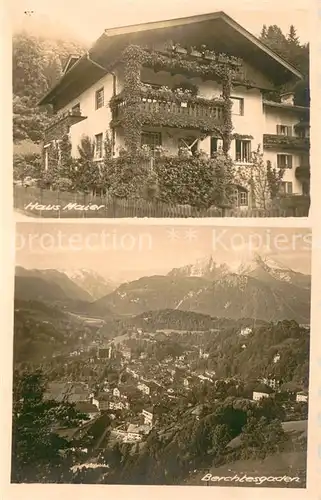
[12,223,311,486]
[12,4,310,219]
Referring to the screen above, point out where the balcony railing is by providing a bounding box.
[263,134,309,151]
[46,109,87,131]
[111,91,225,132]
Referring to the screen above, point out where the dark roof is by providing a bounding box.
[39,11,302,108]
[253,383,274,394]
[75,401,99,413]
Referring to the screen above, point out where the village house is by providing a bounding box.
[141,408,154,425]
[252,383,274,401]
[95,393,109,411]
[113,428,142,443]
[296,391,308,403]
[39,11,309,207]
[97,346,112,360]
[109,400,129,411]
[113,387,121,398]
[137,382,151,396]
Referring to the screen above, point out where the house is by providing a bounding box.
[239,327,252,336]
[296,391,308,403]
[109,400,129,411]
[97,346,112,359]
[183,378,190,388]
[113,428,142,443]
[137,382,150,396]
[199,348,210,360]
[113,387,121,398]
[39,11,309,206]
[96,393,109,411]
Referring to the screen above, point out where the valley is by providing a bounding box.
[12,254,310,485]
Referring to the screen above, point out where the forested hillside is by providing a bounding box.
[12,33,85,145]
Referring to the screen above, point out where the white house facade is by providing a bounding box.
[39,11,309,207]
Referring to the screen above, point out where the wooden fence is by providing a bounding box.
[13,186,309,218]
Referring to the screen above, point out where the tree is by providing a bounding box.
[11,369,88,483]
[13,95,50,143]
[13,34,48,99]
[13,151,42,182]
[260,25,268,39]
[235,146,282,208]
[287,25,300,46]
[240,416,286,459]
[74,136,101,194]
[259,24,309,106]
[266,159,285,201]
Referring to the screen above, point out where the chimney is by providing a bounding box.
[280,92,295,106]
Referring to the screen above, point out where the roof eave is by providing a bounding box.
[38,11,303,107]
[104,10,303,81]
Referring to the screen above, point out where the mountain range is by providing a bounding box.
[89,255,311,322]
[15,267,117,303]
[15,255,311,323]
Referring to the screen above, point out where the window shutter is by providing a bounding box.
[288,182,293,194]
[210,137,218,156]
[276,125,281,134]
[288,155,293,168]
[288,126,293,136]
[235,139,241,161]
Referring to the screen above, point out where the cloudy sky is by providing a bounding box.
[10,0,310,44]
[15,223,311,281]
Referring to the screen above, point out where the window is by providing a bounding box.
[277,154,293,169]
[235,139,251,163]
[239,190,249,206]
[231,187,249,207]
[231,97,244,116]
[178,136,198,156]
[71,103,81,115]
[141,131,162,154]
[276,124,292,136]
[280,181,293,194]
[210,137,218,157]
[302,181,310,196]
[95,133,103,159]
[95,87,104,110]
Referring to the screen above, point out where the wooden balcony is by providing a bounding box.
[263,134,309,152]
[111,93,225,132]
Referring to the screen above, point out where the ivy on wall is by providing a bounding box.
[111,44,246,154]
